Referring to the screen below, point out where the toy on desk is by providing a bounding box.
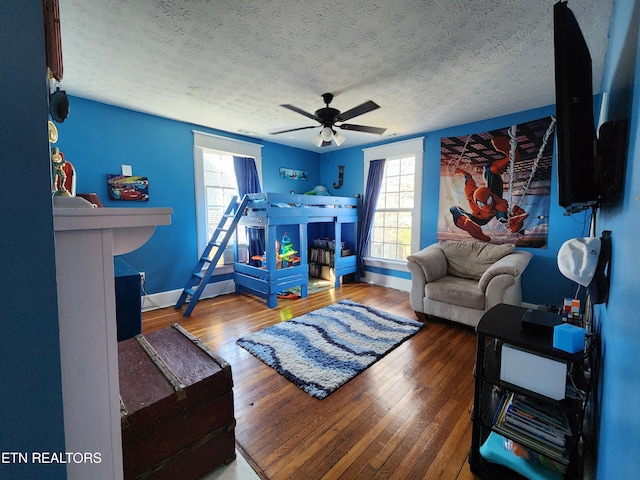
[561,297,581,325]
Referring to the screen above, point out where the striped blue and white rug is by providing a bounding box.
[236,300,423,399]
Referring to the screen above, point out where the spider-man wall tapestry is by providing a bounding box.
[437,116,556,248]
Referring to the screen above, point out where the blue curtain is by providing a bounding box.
[233,156,261,197]
[233,156,264,265]
[357,159,385,277]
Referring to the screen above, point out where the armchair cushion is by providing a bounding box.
[425,276,485,310]
[439,241,515,280]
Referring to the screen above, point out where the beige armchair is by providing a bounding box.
[406,240,532,328]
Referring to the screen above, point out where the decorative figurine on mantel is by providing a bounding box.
[51,146,75,196]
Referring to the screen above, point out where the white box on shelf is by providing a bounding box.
[500,343,567,400]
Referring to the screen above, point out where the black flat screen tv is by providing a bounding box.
[554,1,599,212]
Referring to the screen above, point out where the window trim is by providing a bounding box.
[362,137,424,270]
[193,131,263,258]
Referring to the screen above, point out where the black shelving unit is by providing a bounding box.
[469,303,586,479]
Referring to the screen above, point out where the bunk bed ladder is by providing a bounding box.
[175,195,248,316]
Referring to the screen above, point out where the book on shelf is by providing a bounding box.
[494,417,569,465]
[502,412,566,448]
[309,248,333,265]
[309,246,354,266]
[506,404,571,439]
[493,393,571,466]
[512,394,572,434]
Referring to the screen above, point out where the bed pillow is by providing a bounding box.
[439,241,515,280]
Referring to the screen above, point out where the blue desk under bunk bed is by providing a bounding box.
[233,193,359,308]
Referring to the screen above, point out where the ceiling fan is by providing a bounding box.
[271,93,387,147]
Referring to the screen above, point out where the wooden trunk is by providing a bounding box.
[118,323,236,480]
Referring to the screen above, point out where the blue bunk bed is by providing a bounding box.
[233,192,359,308]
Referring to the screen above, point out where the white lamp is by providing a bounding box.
[312,127,346,147]
[320,127,333,142]
[312,132,324,147]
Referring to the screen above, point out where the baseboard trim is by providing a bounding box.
[141,278,236,312]
[361,272,411,292]
[141,274,410,312]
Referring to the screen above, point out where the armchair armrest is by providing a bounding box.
[478,250,533,292]
[406,244,448,283]
[407,244,448,314]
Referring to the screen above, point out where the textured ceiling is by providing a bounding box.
[57,0,614,152]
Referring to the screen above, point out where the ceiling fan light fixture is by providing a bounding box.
[312,132,324,147]
[333,130,346,146]
[320,126,333,142]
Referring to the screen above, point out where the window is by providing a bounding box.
[201,151,245,247]
[363,137,424,265]
[193,131,262,262]
[370,156,416,261]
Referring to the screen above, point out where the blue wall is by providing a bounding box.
[55,98,321,294]
[0,2,67,479]
[590,0,640,478]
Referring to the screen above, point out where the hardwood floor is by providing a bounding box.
[142,283,482,480]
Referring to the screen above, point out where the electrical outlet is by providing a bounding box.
[139,271,146,284]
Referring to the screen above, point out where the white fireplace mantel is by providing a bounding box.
[53,202,172,480]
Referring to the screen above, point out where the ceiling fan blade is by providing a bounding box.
[335,100,380,122]
[270,125,318,135]
[338,123,387,135]
[280,104,318,121]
